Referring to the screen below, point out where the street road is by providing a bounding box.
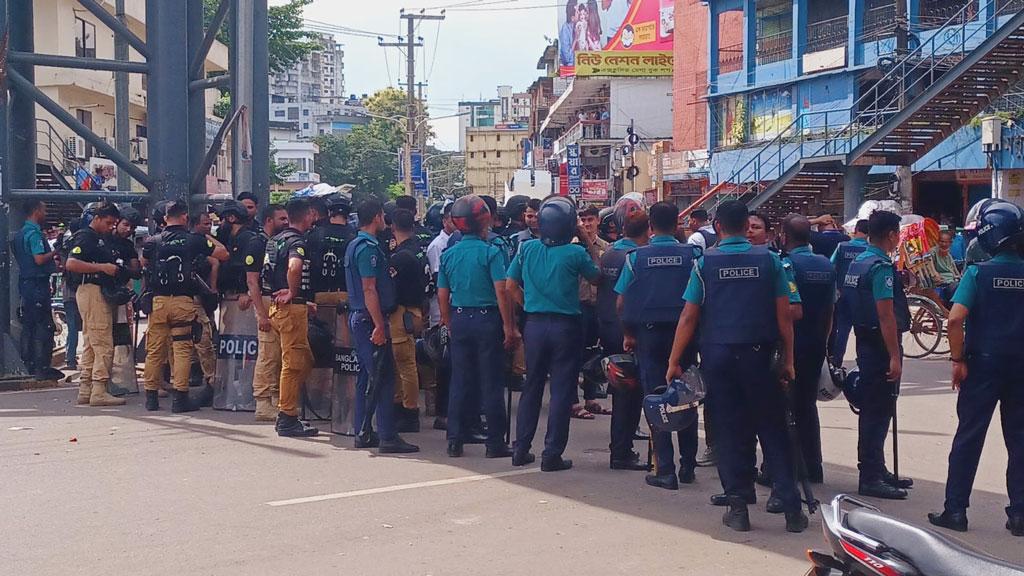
[1,356,1020,575]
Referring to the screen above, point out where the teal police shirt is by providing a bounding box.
[437,235,506,307]
[614,235,677,295]
[682,236,791,305]
[952,252,1024,308]
[507,240,600,315]
[852,244,896,301]
[353,231,385,279]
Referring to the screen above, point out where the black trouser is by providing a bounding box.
[638,322,698,476]
[575,302,600,403]
[602,320,642,460]
[448,307,506,447]
[792,342,827,478]
[516,314,582,460]
[944,353,1024,517]
[854,329,898,484]
[19,277,54,376]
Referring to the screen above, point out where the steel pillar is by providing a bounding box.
[187,0,206,212]
[115,0,131,191]
[231,0,254,199]
[843,165,869,221]
[146,0,192,203]
[0,0,12,342]
[10,0,35,196]
[251,0,270,206]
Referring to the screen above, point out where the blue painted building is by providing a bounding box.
[701,0,1024,223]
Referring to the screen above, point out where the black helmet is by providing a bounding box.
[538,196,577,247]
[643,367,706,433]
[976,199,1024,255]
[102,284,134,306]
[325,192,352,215]
[307,317,335,368]
[383,200,397,226]
[115,204,143,227]
[152,199,171,227]
[425,202,445,233]
[580,349,606,388]
[843,369,863,414]
[451,194,491,235]
[420,324,450,365]
[218,199,247,221]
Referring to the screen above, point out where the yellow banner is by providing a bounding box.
[574,51,673,77]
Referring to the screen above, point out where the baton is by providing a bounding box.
[782,378,819,515]
[359,343,388,438]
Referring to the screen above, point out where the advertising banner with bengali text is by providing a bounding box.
[574,50,673,77]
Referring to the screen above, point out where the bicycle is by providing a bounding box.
[902,293,949,359]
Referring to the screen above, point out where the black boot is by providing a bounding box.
[512,450,535,467]
[711,493,756,507]
[447,440,464,458]
[1007,514,1024,537]
[171,389,200,413]
[485,444,513,458]
[378,434,420,454]
[397,407,420,433]
[540,456,573,472]
[645,473,679,490]
[678,467,695,484]
[859,479,908,500]
[276,412,319,437]
[723,498,751,532]
[786,510,809,533]
[610,451,648,471]
[192,383,214,408]
[883,470,914,489]
[354,431,380,449]
[928,510,968,532]
[145,390,160,411]
[766,494,785,514]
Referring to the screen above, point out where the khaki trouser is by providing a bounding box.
[389,305,421,410]
[193,299,216,383]
[77,283,114,385]
[144,295,197,392]
[270,302,312,417]
[253,296,282,399]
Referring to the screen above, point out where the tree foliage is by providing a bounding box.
[203,0,319,74]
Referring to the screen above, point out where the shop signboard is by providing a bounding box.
[574,51,673,77]
[581,179,609,201]
[557,0,674,77]
[567,143,583,201]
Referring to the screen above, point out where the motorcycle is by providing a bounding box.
[806,494,1024,576]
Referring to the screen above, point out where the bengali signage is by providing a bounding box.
[581,179,609,201]
[557,0,674,77]
[574,51,673,77]
[566,144,583,201]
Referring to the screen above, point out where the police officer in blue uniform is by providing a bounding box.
[438,195,519,458]
[829,219,869,366]
[929,200,1024,536]
[780,214,835,484]
[666,200,807,533]
[345,199,419,454]
[506,196,600,472]
[598,205,649,470]
[15,200,61,381]
[841,210,913,500]
[617,202,701,490]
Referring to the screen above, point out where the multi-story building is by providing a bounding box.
[269,96,370,140]
[464,126,529,202]
[694,0,1024,223]
[269,32,344,105]
[31,0,229,196]
[272,139,321,192]
[458,86,532,150]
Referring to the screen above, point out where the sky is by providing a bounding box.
[273,0,559,151]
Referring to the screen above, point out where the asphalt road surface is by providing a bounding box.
[2,356,1021,575]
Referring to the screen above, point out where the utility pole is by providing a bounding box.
[115,0,131,191]
[380,9,444,210]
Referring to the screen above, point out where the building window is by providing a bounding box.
[470,135,474,143]
[303,122,310,130]
[919,0,977,30]
[135,125,147,138]
[496,151,502,158]
[483,152,487,159]
[470,152,475,159]
[75,18,96,58]
[275,110,286,118]
[287,107,299,120]
[755,0,793,65]
[303,109,310,116]
[497,134,501,142]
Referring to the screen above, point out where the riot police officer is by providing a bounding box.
[345,199,419,453]
[141,200,227,413]
[218,200,259,300]
[780,214,836,484]
[506,196,600,472]
[394,195,434,250]
[249,203,289,421]
[598,202,648,471]
[617,202,700,490]
[829,219,869,365]
[263,198,320,437]
[65,201,125,407]
[306,192,354,300]
[665,200,807,533]
[929,200,1024,536]
[438,195,518,458]
[841,209,912,500]
[110,205,143,280]
[15,200,61,381]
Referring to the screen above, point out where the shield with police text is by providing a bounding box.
[213,297,258,411]
[308,293,359,435]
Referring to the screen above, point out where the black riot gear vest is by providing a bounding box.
[307,222,353,293]
[788,249,836,353]
[221,228,257,294]
[597,246,629,326]
[149,226,197,297]
[262,228,310,301]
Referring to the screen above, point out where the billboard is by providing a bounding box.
[558,0,674,76]
[574,51,673,77]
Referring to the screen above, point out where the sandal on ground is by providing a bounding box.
[585,401,612,416]
[571,404,595,419]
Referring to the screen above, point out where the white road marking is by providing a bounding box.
[266,468,542,507]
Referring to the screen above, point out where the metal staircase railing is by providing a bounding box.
[684,1,1024,218]
[35,118,73,188]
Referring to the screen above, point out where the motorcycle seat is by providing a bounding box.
[847,509,1024,576]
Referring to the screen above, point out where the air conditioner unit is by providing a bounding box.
[67,136,87,160]
[134,137,149,163]
[982,117,1002,153]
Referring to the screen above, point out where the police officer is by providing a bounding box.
[830,219,869,365]
[110,205,143,280]
[929,200,1024,536]
[141,200,228,412]
[14,200,61,381]
[598,202,649,470]
[306,192,354,302]
[66,201,125,407]
[617,202,701,490]
[841,209,912,500]
[238,191,262,233]
[345,199,419,453]
[249,203,290,421]
[394,195,434,250]
[780,214,836,484]
[218,200,259,300]
[188,209,220,405]
[665,200,807,533]
[388,208,430,432]
[263,198,320,437]
[509,198,541,256]
[506,196,600,472]
[438,195,519,458]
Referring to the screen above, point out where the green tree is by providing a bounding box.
[203,0,320,74]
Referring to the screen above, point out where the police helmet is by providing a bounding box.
[599,206,615,233]
[538,196,577,247]
[151,199,171,227]
[101,284,135,306]
[421,324,450,366]
[325,192,352,215]
[425,202,446,233]
[115,204,143,227]
[602,354,639,392]
[976,199,1024,255]
[82,202,99,227]
[307,317,335,368]
[383,200,397,226]
[218,199,248,221]
[818,360,845,402]
[451,194,491,235]
[612,194,646,232]
[505,194,531,218]
[642,368,706,433]
[843,369,863,414]
[581,349,607,388]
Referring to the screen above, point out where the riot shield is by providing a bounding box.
[213,296,258,411]
[314,293,359,435]
[108,303,139,396]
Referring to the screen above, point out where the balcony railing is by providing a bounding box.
[718,42,744,74]
[756,30,793,65]
[919,0,977,30]
[998,0,1024,11]
[863,2,897,41]
[552,119,612,153]
[805,15,849,53]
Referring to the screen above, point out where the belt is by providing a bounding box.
[526,312,578,321]
[454,306,498,314]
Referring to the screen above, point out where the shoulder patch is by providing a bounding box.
[245,255,254,266]
[72,246,82,254]
[297,247,305,256]
[885,275,894,289]
[207,239,213,248]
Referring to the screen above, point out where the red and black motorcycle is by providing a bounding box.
[806,495,1024,576]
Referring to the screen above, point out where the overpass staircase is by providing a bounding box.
[685,2,1024,221]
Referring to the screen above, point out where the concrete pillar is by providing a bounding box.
[9,0,35,194]
[849,0,862,67]
[188,0,206,209]
[843,165,870,220]
[793,0,805,74]
[744,0,756,83]
[896,165,913,210]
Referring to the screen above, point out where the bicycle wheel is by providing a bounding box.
[902,296,942,359]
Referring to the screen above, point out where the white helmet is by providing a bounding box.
[818,360,845,402]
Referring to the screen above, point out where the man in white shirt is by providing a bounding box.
[426,203,456,326]
[686,209,718,249]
